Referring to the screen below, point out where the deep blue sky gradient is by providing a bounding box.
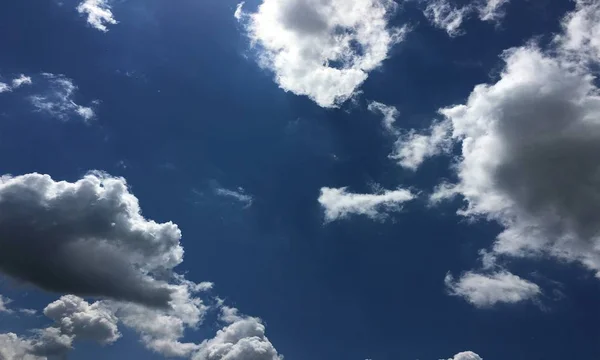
[1,0,599,359]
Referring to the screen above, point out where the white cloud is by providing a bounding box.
[367,101,399,133]
[477,0,510,22]
[44,295,121,345]
[30,74,97,121]
[445,271,541,307]
[0,82,11,93]
[0,74,32,94]
[446,351,483,360]
[0,333,45,360]
[424,0,470,37]
[215,186,254,208]
[110,278,210,358]
[243,0,407,107]
[77,0,118,32]
[192,306,282,360]
[12,74,32,89]
[432,45,600,278]
[0,295,37,316]
[390,118,452,171]
[319,187,415,222]
[422,0,510,36]
[234,2,245,21]
[20,309,37,316]
[0,295,12,313]
[0,171,185,308]
[557,0,600,62]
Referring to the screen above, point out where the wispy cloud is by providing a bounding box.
[367,101,399,133]
[214,186,254,208]
[234,2,245,21]
[422,0,511,37]
[30,73,97,122]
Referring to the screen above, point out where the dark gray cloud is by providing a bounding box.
[0,172,184,308]
[29,328,73,358]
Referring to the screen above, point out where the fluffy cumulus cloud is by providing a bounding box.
[432,45,600,277]
[44,295,120,345]
[0,333,44,360]
[557,0,600,62]
[30,73,97,121]
[368,101,399,133]
[241,0,407,107]
[24,327,73,358]
[192,306,282,360]
[77,0,118,32]
[0,287,214,359]
[319,187,415,222]
[0,265,212,359]
[445,271,540,307]
[447,351,483,360]
[28,327,74,358]
[0,169,274,359]
[110,278,212,357]
[0,172,184,308]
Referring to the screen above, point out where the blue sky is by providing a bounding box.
[1,0,600,359]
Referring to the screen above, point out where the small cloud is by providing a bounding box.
[75,105,95,121]
[0,295,13,314]
[77,0,118,32]
[477,0,510,22]
[367,101,399,134]
[11,74,32,89]
[0,295,38,316]
[445,271,541,308]
[0,82,9,93]
[19,308,37,316]
[234,2,245,21]
[446,351,483,360]
[214,186,254,208]
[318,187,416,222]
[390,118,452,171]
